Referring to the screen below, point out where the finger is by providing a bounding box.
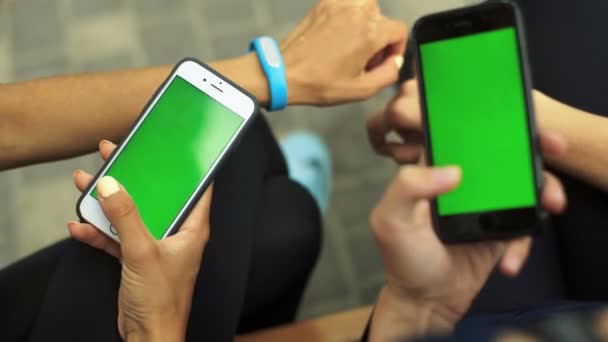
[99,139,117,161]
[379,18,409,57]
[96,176,155,259]
[367,111,391,155]
[499,236,532,277]
[395,129,424,144]
[73,140,118,193]
[365,46,389,71]
[178,184,214,242]
[386,143,422,164]
[366,38,408,72]
[418,153,428,167]
[539,131,567,159]
[361,53,404,91]
[73,170,94,193]
[541,171,567,214]
[361,19,408,89]
[67,221,122,258]
[389,165,462,209]
[399,79,418,95]
[386,95,422,131]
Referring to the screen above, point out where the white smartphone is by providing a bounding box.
[77,59,258,241]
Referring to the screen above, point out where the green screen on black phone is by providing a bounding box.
[92,76,244,239]
[419,27,536,217]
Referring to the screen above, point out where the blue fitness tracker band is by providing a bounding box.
[249,36,288,111]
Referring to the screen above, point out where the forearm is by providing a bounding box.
[535,91,608,192]
[0,54,269,170]
[369,286,456,341]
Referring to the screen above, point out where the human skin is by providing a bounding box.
[0,0,407,171]
[367,132,567,340]
[368,79,608,192]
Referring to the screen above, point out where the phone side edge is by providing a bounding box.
[511,1,549,235]
[412,37,447,243]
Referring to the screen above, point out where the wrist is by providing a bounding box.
[280,45,324,106]
[208,48,320,107]
[370,285,458,341]
[240,53,271,106]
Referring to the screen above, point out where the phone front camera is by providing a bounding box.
[203,78,207,82]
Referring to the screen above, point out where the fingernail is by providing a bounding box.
[504,254,521,273]
[432,166,461,185]
[101,139,112,145]
[72,170,82,179]
[97,176,120,198]
[394,55,404,70]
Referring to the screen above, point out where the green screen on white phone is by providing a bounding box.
[92,76,244,239]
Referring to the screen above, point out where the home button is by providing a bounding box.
[109,224,118,235]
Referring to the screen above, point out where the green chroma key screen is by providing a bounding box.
[419,27,536,216]
[93,76,244,239]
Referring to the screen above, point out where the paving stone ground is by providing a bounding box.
[0,0,475,320]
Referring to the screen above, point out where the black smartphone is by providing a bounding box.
[413,1,546,243]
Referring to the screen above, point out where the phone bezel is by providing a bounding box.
[413,1,546,243]
[77,58,258,242]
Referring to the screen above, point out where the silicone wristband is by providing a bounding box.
[249,36,288,111]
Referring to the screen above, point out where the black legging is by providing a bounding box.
[0,116,322,341]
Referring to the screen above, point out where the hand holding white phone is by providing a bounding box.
[77,59,258,242]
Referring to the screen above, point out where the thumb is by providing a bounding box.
[96,176,155,259]
[388,166,462,212]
